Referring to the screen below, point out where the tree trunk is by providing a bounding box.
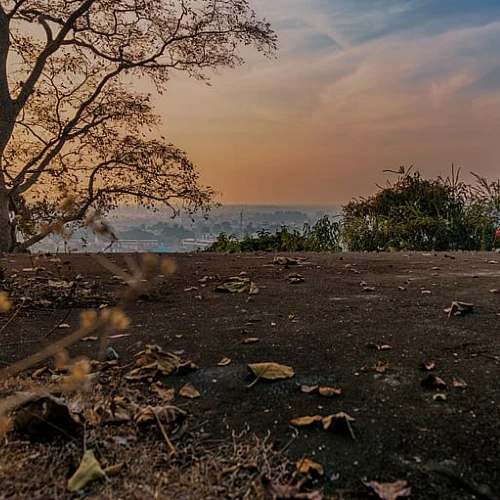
[0,184,13,253]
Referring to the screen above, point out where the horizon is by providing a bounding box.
[150,0,500,206]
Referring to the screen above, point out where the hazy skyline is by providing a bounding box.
[156,0,500,205]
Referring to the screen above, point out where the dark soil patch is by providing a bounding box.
[1,251,500,499]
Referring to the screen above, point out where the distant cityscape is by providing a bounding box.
[32,205,341,253]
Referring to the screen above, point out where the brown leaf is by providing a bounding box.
[150,382,175,402]
[242,337,260,344]
[421,374,447,389]
[217,357,232,366]
[433,393,447,402]
[179,382,201,399]
[321,412,356,439]
[444,301,473,317]
[372,361,389,373]
[296,458,324,477]
[362,479,411,500]
[318,386,342,397]
[452,377,468,389]
[290,415,323,427]
[134,405,187,433]
[262,475,323,500]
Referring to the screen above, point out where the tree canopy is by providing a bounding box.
[0,0,277,252]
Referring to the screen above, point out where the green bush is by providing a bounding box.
[206,216,341,253]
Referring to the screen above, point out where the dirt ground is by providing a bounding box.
[1,251,500,499]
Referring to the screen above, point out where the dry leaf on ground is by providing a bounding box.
[67,450,106,492]
[321,412,356,439]
[444,301,473,317]
[296,458,324,477]
[262,475,322,500]
[452,377,468,389]
[362,479,411,500]
[215,277,250,293]
[373,361,389,373]
[247,362,295,386]
[318,386,342,397]
[150,382,175,402]
[290,415,323,427]
[179,383,201,399]
[421,374,447,389]
[217,357,232,366]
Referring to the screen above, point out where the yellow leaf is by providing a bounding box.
[296,458,324,476]
[67,450,106,492]
[217,357,232,366]
[290,415,323,427]
[247,362,294,384]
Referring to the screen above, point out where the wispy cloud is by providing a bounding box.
[156,1,500,204]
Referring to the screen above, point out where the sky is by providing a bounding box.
[157,0,500,205]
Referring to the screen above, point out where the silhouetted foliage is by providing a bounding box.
[207,215,341,252]
[0,0,276,252]
[342,166,500,251]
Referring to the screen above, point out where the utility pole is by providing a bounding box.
[240,210,243,240]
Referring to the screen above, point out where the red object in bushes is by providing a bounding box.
[496,226,500,239]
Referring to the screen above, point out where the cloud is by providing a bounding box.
[155,0,500,204]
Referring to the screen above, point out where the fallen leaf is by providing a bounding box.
[217,357,232,366]
[290,415,323,427]
[67,450,106,492]
[288,272,305,284]
[421,290,432,295]
[272,256,299,266]
[444,301,473,317]
[242,337,260,344]
[179,382,201,399]
[489,288,500,294]
[32,366,50,378]
[321,412,356,439]
[58,323,71,328]
[183,286,199,292]
[134,405,187,437]
[298,384,319,394]
[150,382,175,402]
[452,377,468,389]
[363,286,376,292]
[14,395,80,441]
[373,361,389,373]
[247,362,295,385]
[296,458,324,477]
[318,386,342,397]
[215,277,250,293]
[249,282,260,295]
[262,475,322,500]
[433,393,447,402]
[362,479,411,500]
[103,462,125,477]
[421,374,447,389]
[81,335,98,342]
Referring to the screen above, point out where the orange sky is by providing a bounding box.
[154,0,500,205]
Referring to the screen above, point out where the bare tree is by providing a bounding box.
[0,0,276,252]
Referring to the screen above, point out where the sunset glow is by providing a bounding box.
[156,0,500,205]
